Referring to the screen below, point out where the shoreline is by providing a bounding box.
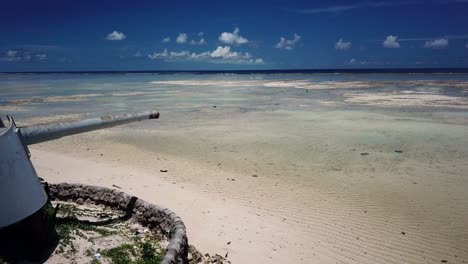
[31,130,468,263]
[32,148,319,264]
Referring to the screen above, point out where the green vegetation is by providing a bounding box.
[53,203,164,264]
[58,204,79,217]
[56,221,115,246]
[101,238,163,264]
[55,204,116,255]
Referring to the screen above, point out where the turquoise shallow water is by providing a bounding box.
[2,72,466,196]
[1,72,468,120]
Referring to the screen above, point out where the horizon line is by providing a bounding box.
[2,67,468,74]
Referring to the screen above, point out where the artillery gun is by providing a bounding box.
[0,111,159,261]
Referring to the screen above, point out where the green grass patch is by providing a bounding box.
[101,238,163,264]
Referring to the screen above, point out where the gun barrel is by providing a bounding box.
[19,111,159,145]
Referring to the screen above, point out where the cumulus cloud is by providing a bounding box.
[162,37,171,43]
[349,58,357,65]
[219,27,249,45]
[176,33,188,44]
[335,38,352,50]
[383,35,400,48]
[190,38,207,45]
[210,46,248,59]
[275,34,301,50]
[424,38,448,49]
[147,46,263,65]
[106,31,126,41]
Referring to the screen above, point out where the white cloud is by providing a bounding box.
[383,35,400,48]
[162,37,171,43]
[106,30,126,41]
[424,38,448,49]
[335,38,352,50]
[349,58,357,65]
[190,38,207,45]
[0,50,48,62]
[134,51,142,57]
[148,46,263,65]
[0,50,21,61]
[219,27,249,45]
[210,46,248,59]
[198,32,204,37]
[275,34,301,50]
[176,33,188,44]
[465,43,468,48]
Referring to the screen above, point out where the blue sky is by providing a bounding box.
[1,0,468,71]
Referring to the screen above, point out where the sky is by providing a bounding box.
[1,0,468,71]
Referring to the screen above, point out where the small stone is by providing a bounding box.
[441,260,447,263]
[401,231,406,235]
[100,153,104,156]
[231,179,235,181]
[160,170,168,173]
[227,241,231,245]
[76,198,84,205]
[394,150,403,153]
[252,175,258,177]
[361,152,369,156]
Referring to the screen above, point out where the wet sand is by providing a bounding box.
[31,108,468,264]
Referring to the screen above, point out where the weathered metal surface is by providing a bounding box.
[19,111,159,145]
[0,110,159,229]
[0,117,48,229]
